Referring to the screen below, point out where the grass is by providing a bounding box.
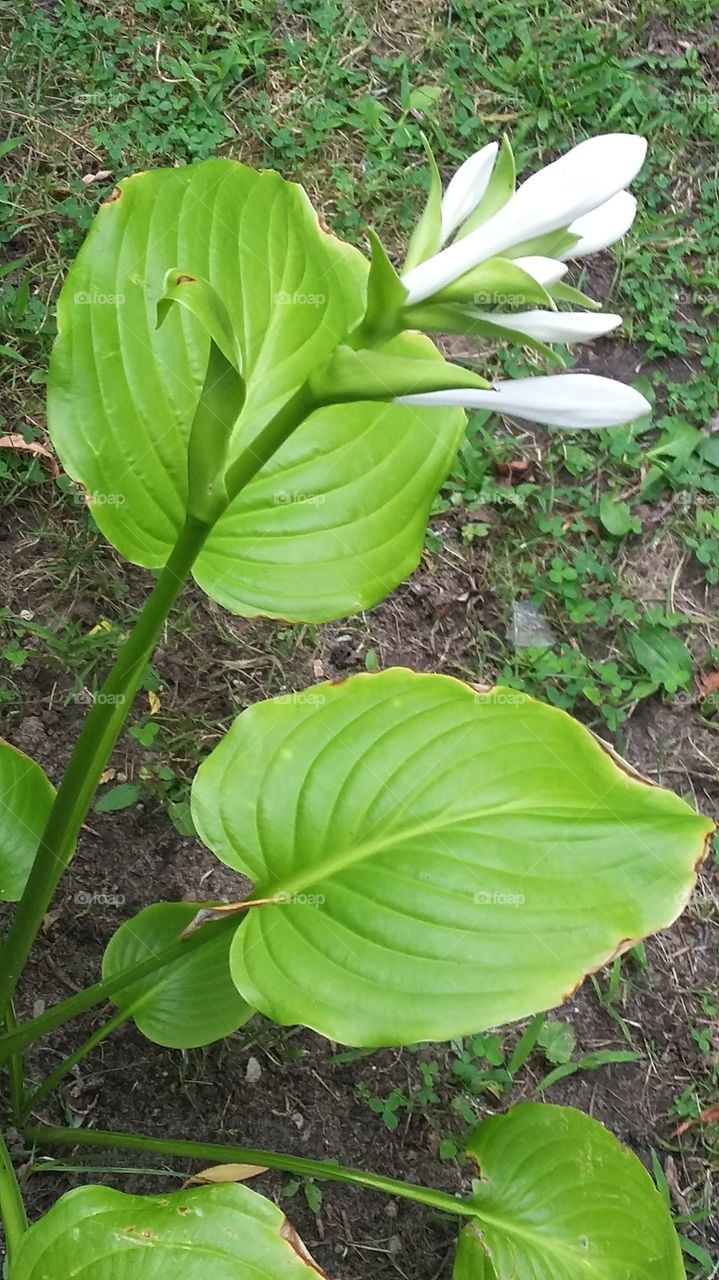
[0,0,718,1273]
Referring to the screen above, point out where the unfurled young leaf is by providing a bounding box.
[157,269,242,373]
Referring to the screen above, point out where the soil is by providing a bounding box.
[0,485,717,1278]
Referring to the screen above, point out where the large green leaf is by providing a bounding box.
[47,159,362,564]
[0,740,55,901]
[191,669,711,1047]
[464,1102,685,1278]
[102,903,253,1048]
[12,1182,328,1278]
[47,158,464,622]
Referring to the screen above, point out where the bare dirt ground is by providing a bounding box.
[1,489,716,1278]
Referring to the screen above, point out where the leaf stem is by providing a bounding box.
[0,515,213,1022]
[0,1129,28,1264]
[0,379,323,1025]
[0,918,236,1064]
[22,1008,130,1119]
[224,383,316,499]
[24,1126,477,1218]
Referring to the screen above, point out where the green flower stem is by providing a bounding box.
[22,1007,130,1119]
[224,382,316,500]
[0,918,236,1064]
[4,1003,25,1125]
[24,1126,477,1219]
[0,382,322,1026]
[0,1128,28,1263]
[0,515,214,1023]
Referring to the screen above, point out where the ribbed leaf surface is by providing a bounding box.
[192,669,710,1046]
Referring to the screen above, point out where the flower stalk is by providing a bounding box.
[24,1126,478,1219]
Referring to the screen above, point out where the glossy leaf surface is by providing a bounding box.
[465,1102,685,1278]
[103,903,252,1048]
[12,1182,327,1278]
[47,159,464,621]
[192,669,710,1046]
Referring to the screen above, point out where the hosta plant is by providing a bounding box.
[0,132,713,1279]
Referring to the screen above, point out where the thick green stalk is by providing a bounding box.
[25,1127,476,1218]
[224,383,316,499]
[4,1004,24,1124]
[22,1008,130,1118]
[0,380,321,1028]
[0,917,236,1064]
[0,1129,27,1263]
[0,515,213,1021]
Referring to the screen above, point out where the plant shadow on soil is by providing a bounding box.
[0,485,717,1278]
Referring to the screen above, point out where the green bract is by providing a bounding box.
[191,668,710,1047]
[12,1182,326,1278]
[0,741,55,902]
[429,256,554,308]
[102,903,253,1048]
[47,158,464,622]
[464,1102,685,1278]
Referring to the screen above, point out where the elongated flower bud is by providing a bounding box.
[559,191,638,261]
[396,373,651,429]
[475,310,622,344]
[440,143,499,244]
[403,134,647,304]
